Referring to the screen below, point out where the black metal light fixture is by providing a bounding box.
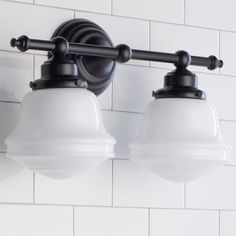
[5,19,230,182]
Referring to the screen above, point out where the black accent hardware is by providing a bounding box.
[10,19,223,99]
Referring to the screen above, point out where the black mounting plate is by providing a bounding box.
[50,19,116,96]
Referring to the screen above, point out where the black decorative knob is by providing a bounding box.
[51,37,69,57]
[175,50,191,68]
[116,44,132,63]
[11,35,30,52]
[208,55,223,70]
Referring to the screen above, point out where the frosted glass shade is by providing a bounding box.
[0,153,23,181]
[129,98,230,182]
[6,88,116,179]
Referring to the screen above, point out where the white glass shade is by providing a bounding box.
[129,98,230,182]
[0,153,23,181]
[6,88,116,179]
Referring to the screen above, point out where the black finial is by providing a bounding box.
[208,55,223,70]
[51,36,69,57]
[10,35,30,52]
[116,44,132,63]
[174,50,191,69]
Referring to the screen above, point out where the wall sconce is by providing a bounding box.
[6,19,230,182]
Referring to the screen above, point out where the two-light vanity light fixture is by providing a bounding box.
[4,19,230,182]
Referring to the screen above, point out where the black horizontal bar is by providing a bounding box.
[191,56,212,67]
[69,43,119,59]
[131,49,179,64]
[10,35,223,70]
[27,39,55,51]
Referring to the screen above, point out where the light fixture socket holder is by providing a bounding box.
[29,19,115,95]
[30,57,84,90]
[153,68,206,100]
[50,19,115,95]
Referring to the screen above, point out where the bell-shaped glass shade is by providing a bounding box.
[0,153,23,181]
[129,98,230,182]
[6,88,116,179]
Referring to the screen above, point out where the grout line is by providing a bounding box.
[73,206,75,236]
[74,9,148,24]
[33,54,36,81]
[219,211,221,236]
[148,208,151,236]
[111,157,129,161]
[103,109,236,122]
[0,0,72,13]
[217,73,236,78]
[112,156,236,167]
[220,119,236,123]
[184,182,187,208]
[219,30,221,75]
[185,22,236,34]
[32,172,35,204]
[183,0,186,24]
[224,164,236,167]
[73,10,76,19]
[111,81,114,110]
[108,109,143,115]
[116,62,225,77]
[111,0,113,15]
[148,20,151,67]
[0,48,48,57]
[111,159,114,207]
[1,201,236,212]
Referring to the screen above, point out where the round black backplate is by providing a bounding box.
[50,19,116,96]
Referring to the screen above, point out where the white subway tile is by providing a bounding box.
[198,74,236,120]
[150,22,219,74]
[75,11,149,66]
[35,160,112,206]
[36,0,111,14]
[113,159,184,208]
[220,121,236,165]
[74,206,148,236]
[0,204,73,236]
[8,0,33,3]
[150,209,218,236]
[0,169,33,203]
[113,0,184,24]
[0,51,33,100]
[186,166,236,210]
[186,0,236,31]
[220,211,236,236]
[98,85,112,110]
[0,1,73,52]
[102,111,142,158]
[113,65,165,113]
[0,103,20,152]
[220,31,236,76]
[34,55,112,109]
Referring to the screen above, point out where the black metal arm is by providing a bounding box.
[10,35,222,70]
